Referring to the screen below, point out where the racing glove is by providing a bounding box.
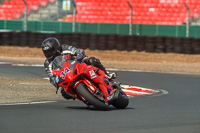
[76,49,85,60]
[50,76,58,88]
[77,54,85,60]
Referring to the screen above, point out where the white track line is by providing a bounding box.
[12,64,43,67]
[0,101,57,106]
[19,82,50,86]
[0,62,43,67]
[107,68,141,72]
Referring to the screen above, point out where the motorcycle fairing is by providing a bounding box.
[68,59,77,73]
[52,54,113,102]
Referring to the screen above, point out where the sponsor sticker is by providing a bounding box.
[89,70,97,79]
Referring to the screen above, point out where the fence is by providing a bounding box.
[1,31,200,54]
[1,20,200,38]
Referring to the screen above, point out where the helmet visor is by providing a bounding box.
[43,47,57,60]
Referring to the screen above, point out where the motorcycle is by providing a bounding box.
[52,54,129,110]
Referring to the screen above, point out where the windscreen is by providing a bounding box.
[52,55,66,70]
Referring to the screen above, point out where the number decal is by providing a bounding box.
[60,68,70,79]
[60,72,65,79]
[64,68,70,73]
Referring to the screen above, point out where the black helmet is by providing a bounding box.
[42,37,61,60]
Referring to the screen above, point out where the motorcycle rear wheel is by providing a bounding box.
[76,83,109,110]
[112,91,129,109]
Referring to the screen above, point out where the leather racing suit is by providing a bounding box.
[44,44,107,87]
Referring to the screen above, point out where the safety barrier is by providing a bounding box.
[2,20,200,38]
[0,32,200,54]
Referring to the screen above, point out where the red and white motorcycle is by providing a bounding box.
[52,54,129,110]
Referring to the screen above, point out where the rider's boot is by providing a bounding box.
[106,71,117,80]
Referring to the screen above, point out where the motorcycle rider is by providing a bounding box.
[42,37,118,102]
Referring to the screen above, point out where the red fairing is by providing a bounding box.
[52,54,113,103]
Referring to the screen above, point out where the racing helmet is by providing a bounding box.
[42,37,61,60]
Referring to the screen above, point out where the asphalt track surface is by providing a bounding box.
[0,65,200,133]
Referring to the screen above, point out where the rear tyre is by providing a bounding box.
[112,91,129,109]
[76,83,109,110]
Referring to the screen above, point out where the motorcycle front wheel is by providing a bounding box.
[76,83,109,110]
[112,90,129,109]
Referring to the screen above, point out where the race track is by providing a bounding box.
[0,64,200,133]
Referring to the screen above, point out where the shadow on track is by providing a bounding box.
[66,106,134,111]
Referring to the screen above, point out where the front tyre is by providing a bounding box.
[112,90,129,109]
[61,87,74,100]
[76,83,109,110]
